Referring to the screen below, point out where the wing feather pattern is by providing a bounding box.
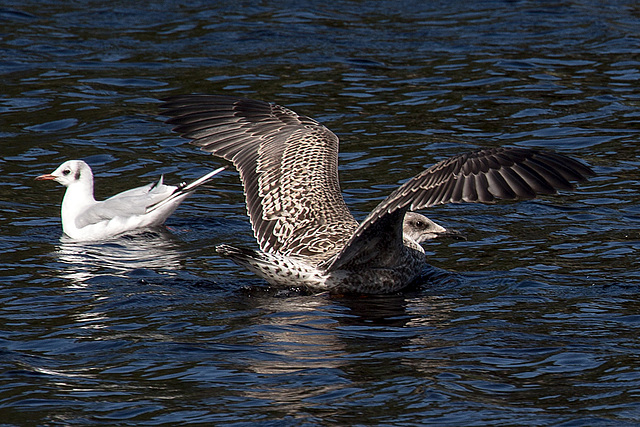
[162,95,358,261]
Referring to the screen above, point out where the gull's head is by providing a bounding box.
[402,211,462,244]
[36,160,93,188]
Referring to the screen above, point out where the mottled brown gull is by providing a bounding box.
[162,95,594,294]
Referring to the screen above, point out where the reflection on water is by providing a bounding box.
[220,289,457,415]
[54,229,184,286]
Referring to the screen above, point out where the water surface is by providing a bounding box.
[1,1,639,425]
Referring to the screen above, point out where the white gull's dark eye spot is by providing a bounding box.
[62,169,71,176]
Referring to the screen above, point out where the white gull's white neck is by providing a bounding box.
[60,177,97,236]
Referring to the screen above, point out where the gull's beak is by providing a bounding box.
[440,228,466,241]
[35,174,57,181]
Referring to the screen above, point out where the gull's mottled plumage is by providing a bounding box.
[162,95,594,294]
[37,160,224,241]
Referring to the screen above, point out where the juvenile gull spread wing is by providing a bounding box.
[162,95,594,294]
[162,95,358,262]
[321,147,595,272]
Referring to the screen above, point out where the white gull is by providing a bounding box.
[37,160,224,241]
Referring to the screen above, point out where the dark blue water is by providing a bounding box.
[2,1,639,425]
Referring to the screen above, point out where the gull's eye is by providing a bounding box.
[415,220,424,229]
[62,169,71,176]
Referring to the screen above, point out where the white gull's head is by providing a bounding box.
[36,160,94,188]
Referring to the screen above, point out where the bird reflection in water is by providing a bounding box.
[54,229,185,286]
[229,275,458,411]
